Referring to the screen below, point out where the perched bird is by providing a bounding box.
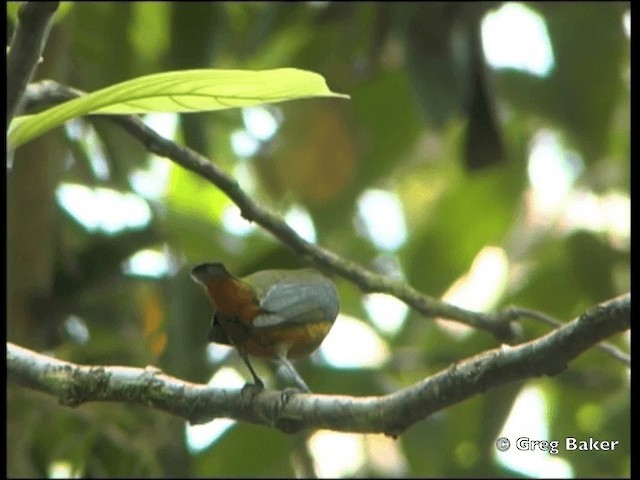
[190,263,340,392]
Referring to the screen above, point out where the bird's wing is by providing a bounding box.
[248,272,339,328]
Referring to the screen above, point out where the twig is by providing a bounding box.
[506,306,630,366]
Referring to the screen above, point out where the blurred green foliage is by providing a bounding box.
[7,2,629,477]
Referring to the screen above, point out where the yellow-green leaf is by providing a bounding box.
[8,68,349,149]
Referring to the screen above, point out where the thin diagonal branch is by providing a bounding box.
[21,80,519,342]
[7,294,630,436]
[20,81,631,369]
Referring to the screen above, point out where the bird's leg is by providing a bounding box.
[277,353,311,393]
[240,352,264,388]
[238,352,265,402]
[215,313,264,390]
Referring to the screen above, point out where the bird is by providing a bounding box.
[190,262,340,392]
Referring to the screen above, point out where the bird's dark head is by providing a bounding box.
[190,263,232,285]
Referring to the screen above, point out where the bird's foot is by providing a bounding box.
[240,381,264,402]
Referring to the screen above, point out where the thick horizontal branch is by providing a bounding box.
[22,80,519,342]
[7,294,630,436]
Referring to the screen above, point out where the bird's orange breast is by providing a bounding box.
[203,277,263,326]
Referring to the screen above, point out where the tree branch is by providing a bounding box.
[20,81,630,368]
[7,294,630,436]
[6,2,59,128]
[21,80,520,342]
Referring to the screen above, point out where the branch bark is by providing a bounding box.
[7,293,630,436]
[6,2,59,128]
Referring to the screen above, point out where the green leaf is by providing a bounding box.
[8,68,350,149]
